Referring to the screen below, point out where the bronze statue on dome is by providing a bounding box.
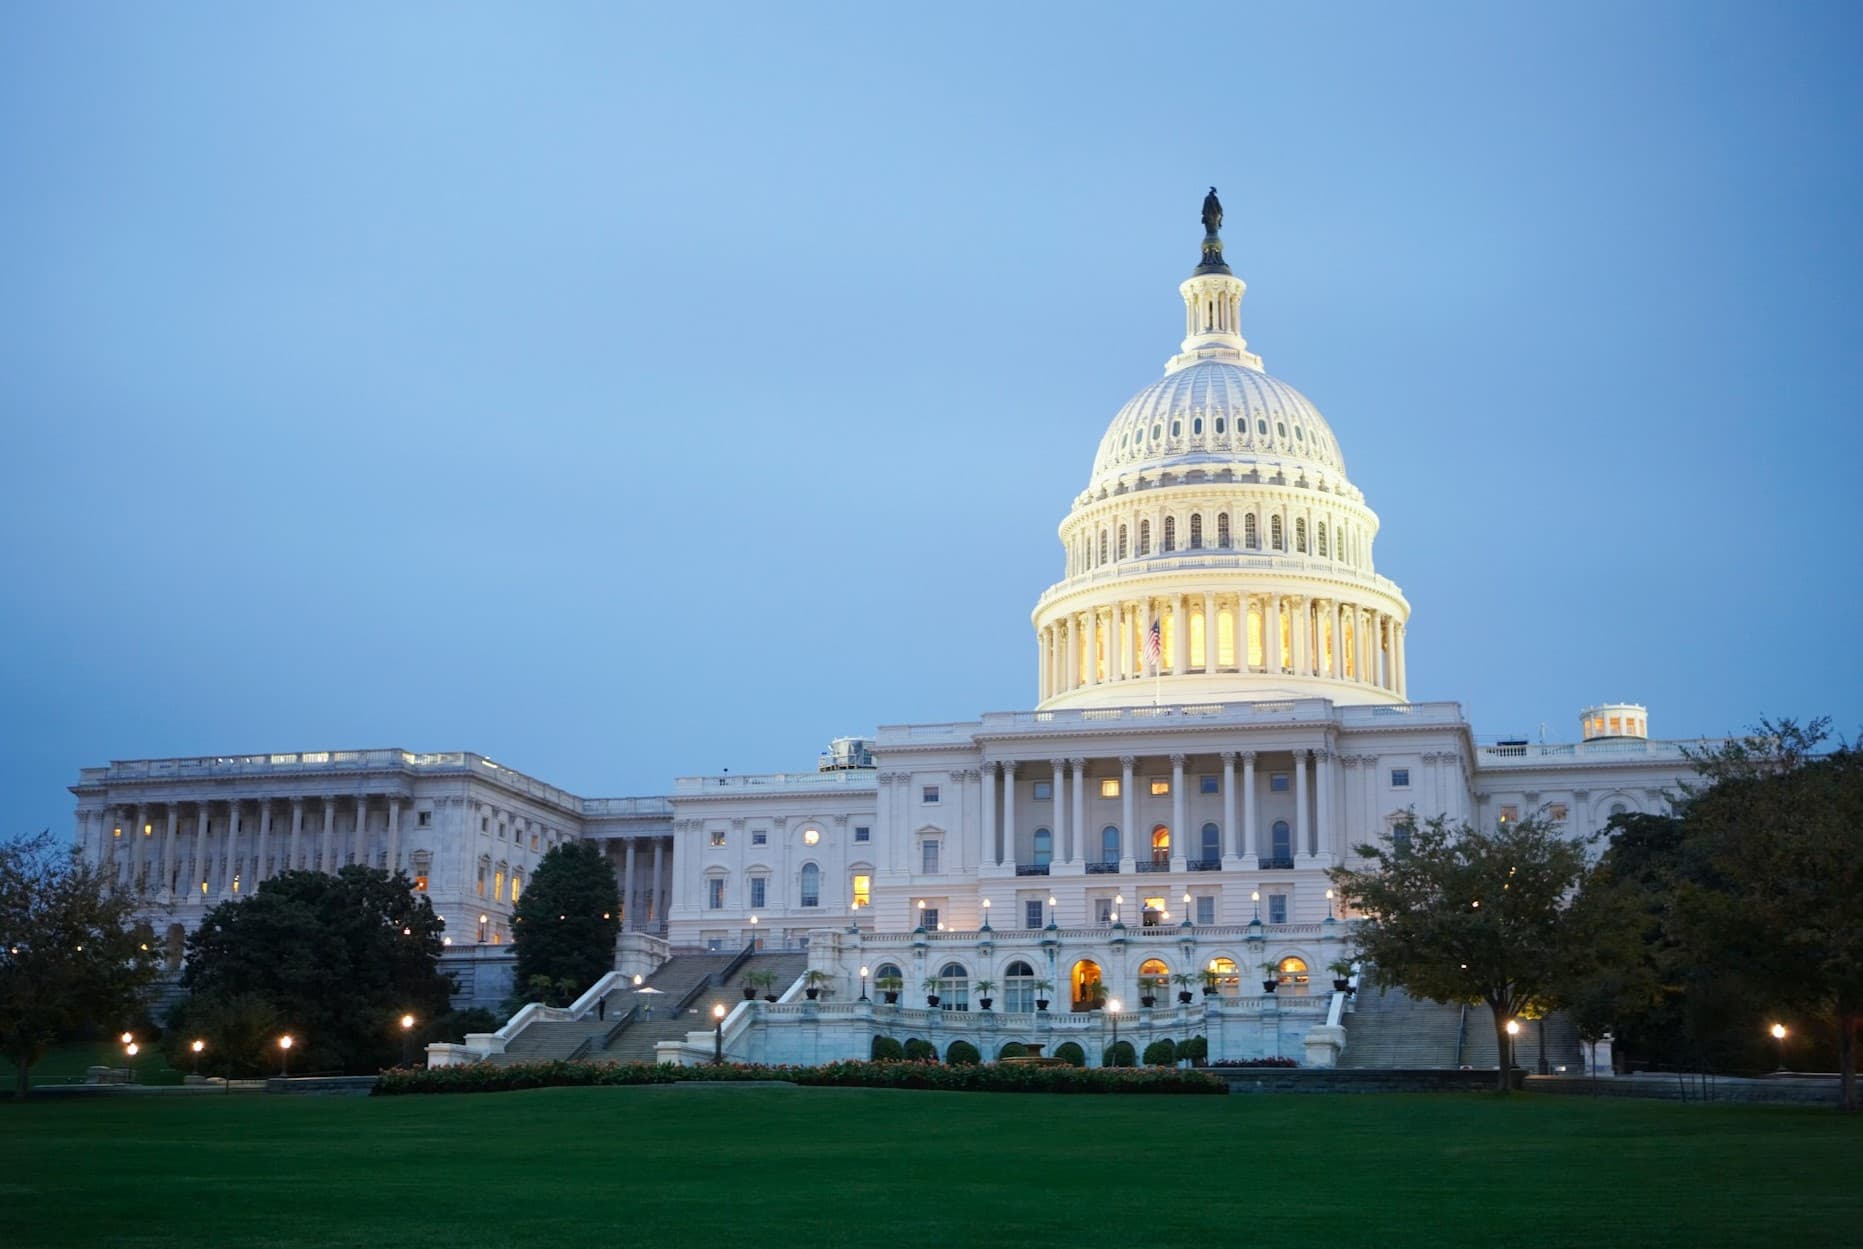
[1202,187,1223,236]
[1197,187,1230,274]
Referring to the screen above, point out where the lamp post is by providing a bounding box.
[859,965,870,1002]
[1107,999,1122,1067]
[915,900,926,932]
[980,898,992,931]
[478,913,489,944]
[712,1002,727,1065]
[190,1038,205,1077]
[1113,894,1124,929]
[278,1034,293,1078]
[1182,890,1193,928]
[1047,895,1058,929]
[1770,1022,1789,1072]
[400,1013,416,1067]
[124,1040,139,1084]
[1324,887,1335,921]
[1250,890,1261,924]
[749,914,759,949]
[1504,1018,1520,1072]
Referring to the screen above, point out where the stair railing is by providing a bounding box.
[672,943,754,1016]
[711,940,758,990]
[569,1005,638,1061]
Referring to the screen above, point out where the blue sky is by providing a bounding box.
[3,2,1860,838]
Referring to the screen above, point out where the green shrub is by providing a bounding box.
[870,1036,904,1061]
[1053,1042,1086,1067]
[945,1040,980,1066]
[903,1038,936,1062]
[996,1041,1028,1060]
[375,1058,1229,1097]
[1143,1038,1178,1067]
[1103,1040,1136,1068]
[1175,1034,1208,1065]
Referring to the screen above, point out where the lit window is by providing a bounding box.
[749,877,766,909]
[706,878,724,910]
[1276,956,1308,987]
[802,828,820,846]
[1390,768,1410,788]
[709,830,726,847]
[413,874,429,893]
[1033,780,1053,800]
[530,833,539,851]
[851,874,871,909]
[493,870,505,902]
[853,826,870,843]
[1200,775,1218,794]
[1499,805,1519,825]
[1547,803,1569,822]
[1270,773,1290,793]
[922,786,940,804]
[1150,778,1170,796]
[1100,778,1121,799]
[510,875,522,902]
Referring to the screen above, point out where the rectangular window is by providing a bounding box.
[1270,773,1290,793]
[1150,778,1170,796]
[1499,805,1519,825]
[1390,768,1410,788]
[1268,893,1288,925]
[922,785,940,804]
[752,830,767,845]
[1548,803,1569,821]
[920,907,940,931]
[530,833,539,851]
[497,824,506,840]
[1033,780,1053,800]
[417,810,432,827]
[749,877,766,909]
[851,874,871,909]
[853,826,870,842]
[480,817,488,832]
[921,839,940,874]
[1200,775,1219,795]
[707,878,725,909]
[1196,895,1215,925]
[413,874,429,893]
[709,829,726,847]
[1025,899,1045,930]
[1096,898,1114,925]
[1099,778,1121,799]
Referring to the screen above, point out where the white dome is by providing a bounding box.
[1089,360,1346,487]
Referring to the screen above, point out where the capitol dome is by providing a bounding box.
[1031,194,1410,710]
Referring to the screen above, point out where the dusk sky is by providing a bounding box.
[4,3,1860,840]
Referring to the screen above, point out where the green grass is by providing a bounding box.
[0,1040,184,1087]
[2,1088,1857,1249]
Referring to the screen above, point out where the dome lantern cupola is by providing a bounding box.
[1169,188,1261,373]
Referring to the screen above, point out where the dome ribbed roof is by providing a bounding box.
[1088,360,1346,486]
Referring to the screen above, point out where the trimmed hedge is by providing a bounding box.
[1103,1040,1136,1068]
[377,1059,1228,1097]
[903,1038,936,1062]
[871,1036,904,1061]
[945,1040,980,1066]
[1175,1035,1208,1065]
[1209,1056,1298,1068]
[1142,1039,1178,1067]
[996,1041,1029,1060]
[1053,1042,1086,1067]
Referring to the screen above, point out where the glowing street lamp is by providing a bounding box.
[278,1034,294,1078]
[1107,999,1123,1068]
[711,1002,727,1064]
[859,965,870,1002]
[1770,1022,1789,1072]
[1182,890,1194,928]
[1250,890,1262,924]
[400,1013,417,1066]
[915,900,926,932]
[980,898,992,931]
[124,1040,139,1084]
[190,1038,205,1076]
[1504,1018,1520,1072]
[1046,895,1058,929]
[1325,887,1336,921]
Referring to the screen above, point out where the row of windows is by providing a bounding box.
[1019,821,1298,868]
[706,825,871,848]
[706,866,873,911]
[874,952,1316,1011]
[1073,510,1362,574]
[1116,411,1333,457]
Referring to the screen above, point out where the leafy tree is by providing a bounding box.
[1102,1039,1136,1068]
[163,992,282,1078]
[1052,1041,1086,1067]
[1329,813,1591,1093]
[1143,1038,1178,1066]
[1,832,160,1097]
[902,1037,935,1061]
[512,841,620,997]
[945,1039,980,1065]
[870,1035,904,1061]
[180,866,453,1075]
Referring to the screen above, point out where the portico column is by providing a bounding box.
[1289,598,1306,675]
[256,801,272,884]
[623,840,638,931]
[162,806,178,898]
[129,803,146,887]
[1266,595,1283,672]
[288,798,304,872]
[1113,603,1127,682]
[321,799,338,873]
[1170,753,1186,870]
[1315,750,1333,862]
[1221,751,1239,861]
[223,801,240,894]
[1002,762,1018,868]
[1242,751,1258,862]
[1119,755,1135,870]
[353,795,368,868]
[1050,759,1065,864]
[1170,596,1187,673]
[191,804,210,897]
[1064,621,1079,693]
[1294,749,1311,861]
[386,797,401,878]
[1069,756,1086,863]
[1202,592,1216,672]
[652,838,666,928]
[981,761,999,867]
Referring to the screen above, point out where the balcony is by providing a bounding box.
[1015,864,1051,877]
[1187,858,1222,872]
[1135,860,1171,874]
[1085,862,1120,875]
[1258,856,1295,871]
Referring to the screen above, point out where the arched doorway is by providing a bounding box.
[1150,825,1171,866]
[1276,956,1310,993]
[1138,957,1171,1003]
[1070,959,1103,1011]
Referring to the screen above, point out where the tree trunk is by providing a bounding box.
[1491,1003,1512,1095]
[13,1062,28,1101]
[1839,1009,1856,1114]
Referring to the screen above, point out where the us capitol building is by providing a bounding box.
[69,197,1701,1066]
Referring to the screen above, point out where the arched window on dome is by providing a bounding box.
[1247,602,1264,667]
[1244,513,1258,549]
[1317,522,1329,559]
[1139,520,1151,557]
[1217,605,1236,667]
[1271,516,1285,551]
[1163,517,1176,553]
[1296,518,1308,554]
[1189,514,1203,549]
[1217,513,1231,548]
[1099,530,1109,565]
[1117,524,1128,560]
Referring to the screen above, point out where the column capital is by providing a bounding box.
[1294,747,1311,761]
[1220,751,1237,765]
[1118,755,1135,768]
[1002,760,1017,777]
[1241,750,1258,763]
[1048,758,1065,771]
[1066,756,1085,769]
[1169,753,1186,767]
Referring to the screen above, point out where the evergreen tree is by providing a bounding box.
[512,841,620,998]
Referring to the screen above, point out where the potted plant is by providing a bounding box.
[922,975,943,1009]
[1260,961,1280,993]
[740,978,757,1001]
[1328,959,1354,993]
[1032,978,1054,1012]
[803,969,832,1001]
[1199,967,1222,997]
[875,972,904,1005]
[974,978,996,1011]
[744,970,776,1001]
[1137,974,1162,1008]
[1173,971,1197,1004]
[1084,981,1108,1011]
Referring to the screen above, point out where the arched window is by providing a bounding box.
[1099,530,1109,564]
[1217,513,1231,547]
[1217,606,1236,668]
[1138,957,1171,1000]
[1276,957,1310,991]
[1003,960,1038,1012]
[799,862,821,908]
[1033,828,1053,868]
[1139,519,1151,556]
[1317,522,1329,558]
[1271,516,1285,550]
[1151,825,1171,865]
[1163,516,1177,552]
[1070,959,1103,1011]
[1100,825,1120,865]
[875,961,904,988]
[1117,524,1128,560]
[1295,517,1308,553]
[1209,956,1240,996]
[1270,820,1292,863]
[1244,512,1259,549]
[1199,822,1220,864]
[938,961,970,1011]
[1189,514,1203,549]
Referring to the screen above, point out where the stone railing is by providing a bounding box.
[1476,737,1714,767]
[859,920,1343,947]
[673,770,878,795]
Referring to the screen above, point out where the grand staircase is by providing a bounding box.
[484,952,808,1067]
[1337,983,1582,1071]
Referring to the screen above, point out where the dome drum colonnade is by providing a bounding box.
[1032,199,1409,709]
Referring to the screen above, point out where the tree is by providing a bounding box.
[0,832,160,1097]
[1675,719,1863,1111]
[1329,813,1591,1093]
[179,866,453,1075]
[511,841,620,999]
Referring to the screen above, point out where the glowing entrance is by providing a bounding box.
[1070,959,1103,1011]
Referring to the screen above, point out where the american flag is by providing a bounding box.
[1144,619,1162,670]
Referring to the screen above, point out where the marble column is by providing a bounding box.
[981,761,998,867]
[1002,762,1018,869]
[256,801,272,885]
[623,840,638,932]
[288,798,304,872]
[1266,596,1283,672]
[386,797,401,878]
[191,804,210,896]
[1049,759,1065,865]
[1221,751,1239,861]
[1315,750,1333,862]
[1119,755,1135,870]
[353,795,368,868]
[129,804,146,887]
[1170,753,1187,870]
[162,806,178,898]
[1069,757,1085,863]
[1202,592,1216,672]
[1171,596,1187,673]
[1242,751,1258,862]
[652,838,666,928]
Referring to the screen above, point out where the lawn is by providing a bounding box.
[0,1039,184,1088]
[2,1087,1857,1249]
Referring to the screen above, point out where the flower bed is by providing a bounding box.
[377,1059,1228,1097]
[1208,1056,1298,1068]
